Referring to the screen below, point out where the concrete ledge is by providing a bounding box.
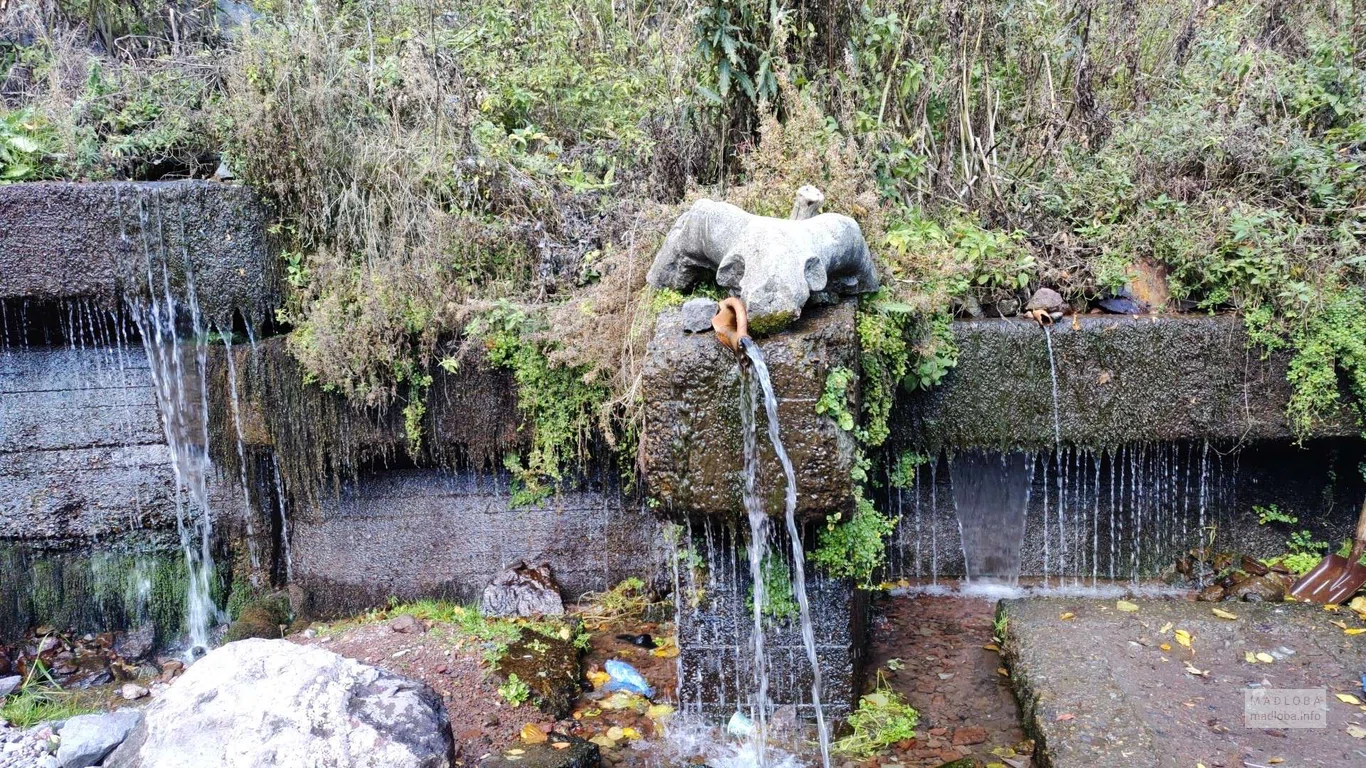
[641,301,858,520]
[1000,597,1366,767]
[0,181,277,325]
[895,315,1359,452]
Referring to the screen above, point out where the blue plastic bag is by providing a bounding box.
[602,659,655,698]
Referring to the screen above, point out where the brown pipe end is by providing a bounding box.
[712,297,750,356]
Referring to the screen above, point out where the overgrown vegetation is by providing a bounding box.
[4,2,1364,518]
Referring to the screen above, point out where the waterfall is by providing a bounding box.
[950,450,1033,583]
[741,339,831,768]
[127,192,223,658]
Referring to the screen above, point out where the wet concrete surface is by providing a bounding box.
[1001,596,1366,767]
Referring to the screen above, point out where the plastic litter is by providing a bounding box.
[602,659,654,698]
[726,710,755,738]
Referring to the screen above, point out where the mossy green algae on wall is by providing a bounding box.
[0,545,225,645]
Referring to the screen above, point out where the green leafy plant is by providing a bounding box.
[746,555,799,622]
[832,671,920,757]
[816,367,857,431]
[497,673,531,707]
[1256,505,1298,526]
[0,109,50,181]
[812,491,899,587]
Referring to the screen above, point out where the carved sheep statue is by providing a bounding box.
[646,186,879,332]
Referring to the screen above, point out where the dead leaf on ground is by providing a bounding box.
[1345,628,1366,636]
[1346,724,1366,739]
[1116,600,1139,612]
[1335,693,1363,705]
[1211,608,1239,620]
[520,724,548,744]
[1158,622,1173,634]
[1174,629,1193,649]
[1059,612,1075,621]
[1255,652,1276,663]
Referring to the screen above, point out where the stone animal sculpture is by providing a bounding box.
[646,186,879,332]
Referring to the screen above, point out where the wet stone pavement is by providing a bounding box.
[1001,597,1366,768]
[863,594,1031,767]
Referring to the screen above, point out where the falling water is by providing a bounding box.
[741,339,831,768]
[886,443,1236,585]
[950,450,1033,583]
[737,363,771,765]
[221,331,259,573]
[127,193,223,657]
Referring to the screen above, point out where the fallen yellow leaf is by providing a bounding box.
[1159,622,1173,634]
[652,644,680,659]
[1335,693,1363,705]
[520,724,548,744]
[646,703,675,721]
[587,670,611,689]
[1324,604,1342,612]
[1244,651,1257,663]
[1256,652,1275,663]
[1348,595,1366,617]
[983,643,1000,652]
[1331,620,1349,630]
[1160,643,1172,652]
[1117,600,1139,612]
[1268,758,1284,765]
[1174,629,1192,648]
[1347,724,1366,739]
[606,726,625,741]
[621,727,640,740]
[1211,608,1239,620]
[997,667,1009,677]
[1345,628,1366,636]
[1059,612,1076,621]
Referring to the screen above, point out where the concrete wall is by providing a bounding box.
[895,316,1358,453]
[290,469,666,617]
[0,181,278,326]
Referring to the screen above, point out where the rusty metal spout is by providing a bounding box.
[712,297,750,356]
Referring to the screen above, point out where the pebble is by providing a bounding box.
[0,721,60,768]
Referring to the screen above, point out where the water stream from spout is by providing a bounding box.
[740,338,831,768]
[737,362,770,765]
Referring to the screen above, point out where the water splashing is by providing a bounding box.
[740,338,831,768]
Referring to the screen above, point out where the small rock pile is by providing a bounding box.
[0,710,141,768]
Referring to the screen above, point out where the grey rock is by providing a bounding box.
[1024,287,1066,314]
[679,298,719,333]
[56,710,140,768]
[390,614,426,635]
[646,191,878,332]
[0,677,19,699]
[103,639,451,768]
[119,684,149,701]
[113,626,155,663]
[480,562,564,618]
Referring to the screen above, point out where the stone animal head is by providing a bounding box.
[646,188,879,332]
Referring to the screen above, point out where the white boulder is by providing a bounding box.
[104,639,451,768]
